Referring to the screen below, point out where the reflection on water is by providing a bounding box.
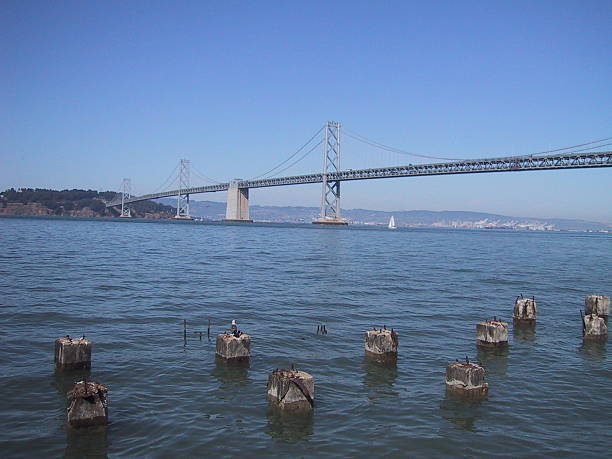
[266,406,314,443]
[212,359,250,388]
[513,322,536,343]
[579,339,607,361]
[64,425,109,459]
[54,369,91,397]
[440,392,485,432]
[362,356,398,390]
[476,345,509,377]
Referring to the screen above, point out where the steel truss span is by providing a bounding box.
[106,151,612,207]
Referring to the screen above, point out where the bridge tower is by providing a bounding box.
[175,159,192,220]
[314,121,347,225]
[120,178,132,218]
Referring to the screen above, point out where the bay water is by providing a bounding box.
[0,217,610,457]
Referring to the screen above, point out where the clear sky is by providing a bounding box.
[2,0,611,222]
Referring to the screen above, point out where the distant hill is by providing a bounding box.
[0,188,175,218]
[158,198,611,231]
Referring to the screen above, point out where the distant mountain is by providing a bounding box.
[158,198,611,231]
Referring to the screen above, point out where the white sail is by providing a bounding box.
[388,216,396,229]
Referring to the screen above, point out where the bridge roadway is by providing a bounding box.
[106,150,612,207]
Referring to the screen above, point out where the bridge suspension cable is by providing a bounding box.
[343,128,466,161]
[191,164,222,185]
[266,139,324,178]
[345,127,612,161]
[250,125,324,179]
[529,138,612,156]
[149,163,180,194]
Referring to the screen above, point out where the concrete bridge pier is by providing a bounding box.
[224,180,252,222]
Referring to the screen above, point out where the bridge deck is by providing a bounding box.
[106,151,612,207]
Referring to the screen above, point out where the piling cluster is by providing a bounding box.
[50,292,608,428]
[54,335,109,428]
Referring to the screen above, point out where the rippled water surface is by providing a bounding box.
[1,216,611,457]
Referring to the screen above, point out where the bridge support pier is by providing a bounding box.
[224,180,252,222]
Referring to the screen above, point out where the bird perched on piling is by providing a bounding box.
[231,320,239,337]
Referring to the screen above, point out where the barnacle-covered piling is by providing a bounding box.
[66,380,108,427]
[267,368,314,411]
[215,333,251,361]
[445,361,488,397]
[513,296,537,324]
[364,328,398,361]
[583,313,607,341]
[585,295,610,318]
[476,319,508,347]
[55,336,92,370]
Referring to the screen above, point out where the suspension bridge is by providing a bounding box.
[106,122,612,224]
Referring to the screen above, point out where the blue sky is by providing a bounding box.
[1,0,611,222]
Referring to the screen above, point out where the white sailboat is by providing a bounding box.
[388,215,397,230]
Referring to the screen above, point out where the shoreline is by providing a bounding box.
[1,214,610,234]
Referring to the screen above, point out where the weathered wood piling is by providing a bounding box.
[585,295,610,318]
[267,368,315,411]
[445,360,488,397]
[513,296,537,324]
[66,380,108,427]
[55,336,92,370]
[582,313,608,341]
[476,319,508,347]
[215,332,251,361]
[364,328,398,361]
